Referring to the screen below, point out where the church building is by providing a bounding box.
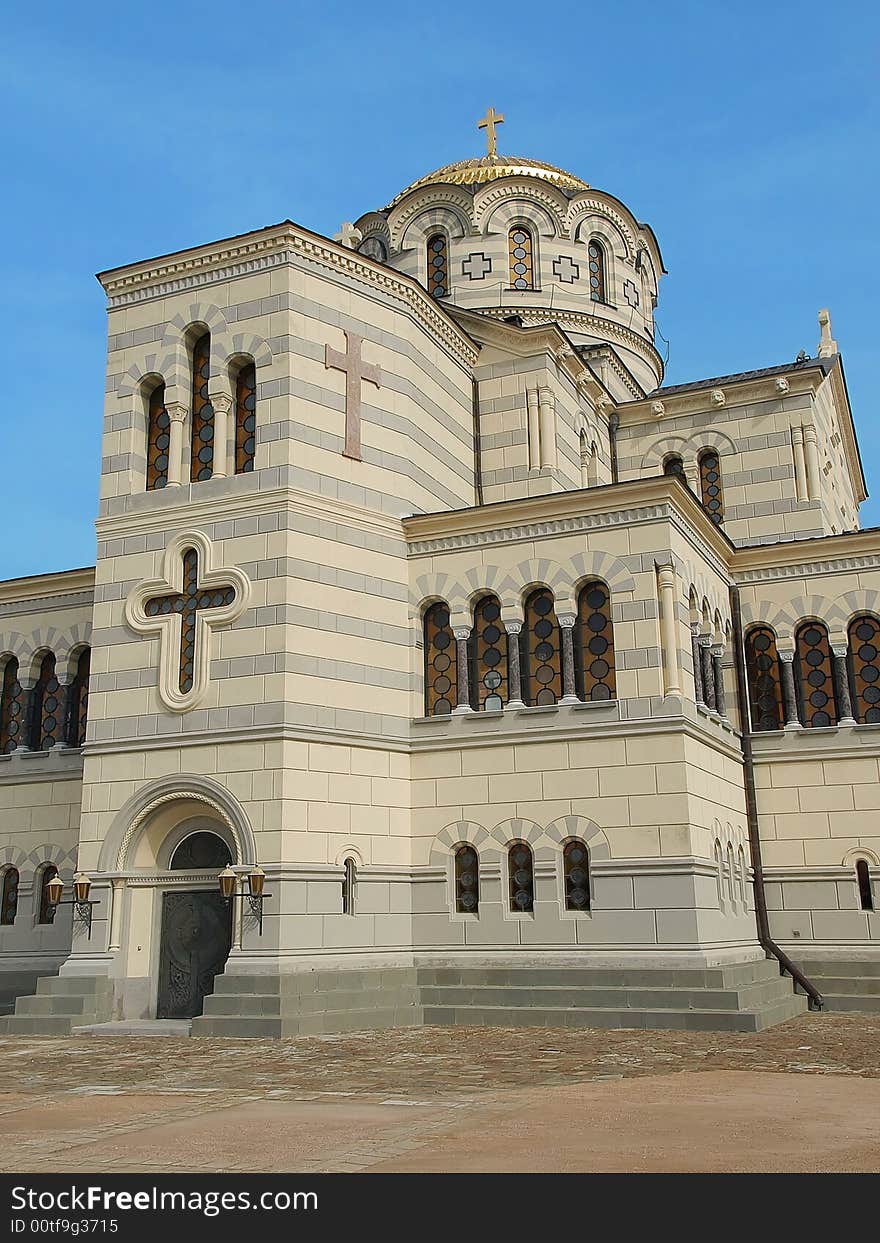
[1,112,878,1037]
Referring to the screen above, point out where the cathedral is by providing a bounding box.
[1,112,878,1038]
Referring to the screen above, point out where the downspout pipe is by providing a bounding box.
[729,583,823,1010]
[472,377,484,507]
[608,412,620,484]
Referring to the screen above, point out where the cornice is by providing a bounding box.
[98,222,480,371]
[732,529,880,583]
[617,367,824,425]
[0,566,95,605]
[478,306,663,378]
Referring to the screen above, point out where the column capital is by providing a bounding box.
[209,391,234,415]
[504,621,523,636]
[452,626,472,642]
[791,424,804,443]
[557,613,576,629]
[710,643,725,658]
[803,423,818,443]
[165,401,188,425]
[831,643,849,659]
[778,649,795,664]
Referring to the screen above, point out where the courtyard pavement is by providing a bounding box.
[1,1012,879,1173]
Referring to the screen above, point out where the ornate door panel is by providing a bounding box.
[157,890,232,1019]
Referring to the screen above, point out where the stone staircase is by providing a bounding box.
[0,975,114,1035]
[417,958,807,1033]
[796,959,880,1013]
[0,971,47,1017]
[192,967,423,1038]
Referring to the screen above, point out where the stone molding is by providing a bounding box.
[477,306,663,377]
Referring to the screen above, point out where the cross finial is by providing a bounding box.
[817,307,838,357]
[477,107,505,158]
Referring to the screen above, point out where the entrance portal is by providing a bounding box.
[156,831,233,1020]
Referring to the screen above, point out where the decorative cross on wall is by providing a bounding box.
[144,549,237,694]
[553,256,580,284]
[325,331,382,461]
[623,279,640,308]
[125,531,250,713]
[462,253,492,280]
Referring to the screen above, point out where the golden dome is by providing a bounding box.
[388,155,590,205]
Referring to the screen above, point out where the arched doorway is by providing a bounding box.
[156,831,233,1019]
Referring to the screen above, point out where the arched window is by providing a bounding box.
[745,626,783,732]
[170,831,232,871]
[31,653,62,751]
[70,649,90,747]
[454,845,479,914]
[738,846,748,904]
[0,658,23,754]
[856,859,874,911]
[575,580,616,701]
[424,602,457,715]
[587,239,606,302]
[146,381,170,491]
[1,867,19,926]
[468,595,508,711]
[847,614,880,724]
[522,589,562,706]
[234,361,256,474]
[699,449,724,524]
[714,839,725,907]
[190,332,214,482]
[508,227,534,290]
[342,857,357,915]
[508,841,534,913]
[663,454,684,478]
[580,431,590,488]
[726,843,736,905]
[426,234,449,299]
[795,620,838,728]
[37,864,58,925]
[563,840,591,911]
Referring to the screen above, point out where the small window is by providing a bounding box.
[745,626,783,732]
[190,332,214,482]
[37,865,58,925]
[587,240,606,302]
[522,588,562,706]
[32,653,62,752]
[234,362,257,474]
[508,227,534,290]
[795,621,838,728]
[342,857,357,915]
[454,845,479,914]
[663,454,684,478]
[424,602,457,716]
[848,614,880,724]
[426,234,449,299]
[563,840,590,911]
[72,649,90,747]
[699,449,724,524]
[856,859,874,912]
[1,867,19,926]
[0,658,23,754]
[468,595,508,711]
[508,841,534,913]
[574,580,616,702]
[146,382,170,491]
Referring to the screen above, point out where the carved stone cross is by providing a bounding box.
[144,548,238,695]
[325,331,382,461]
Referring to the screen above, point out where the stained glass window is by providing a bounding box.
[795,620,838,728]
[146,382,170,491]
[574,581,616,701]
[522,588,562,706]
[234,362,256,474]
[38,865,58,925]
[72,649,90,746]
[563,840,590,911]
[423,602,457,716]
[856,859,874,911]
[663,455,684,478]
[144,549,235,694]
[190,333,214,482]
[0,659,23,754]
[454,845,479,914]
[699,449,724,524]
[468,595,508,711]
[847,614,880,724]
[426,234,449,299]
[32,654,62,751]
[0,867,18,925]
[508,227,534,290]
[745,626,783,732]
[342,858,357,915]
[508,841,534,913]
[588,240,606,302]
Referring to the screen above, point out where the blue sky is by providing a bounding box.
[2,0,878,578]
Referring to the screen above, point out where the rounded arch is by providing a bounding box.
[399,204,470,253]
[388,185,474,250]
[222,331,273,373]
[545,814,611,861]
[476,182,567,238]
[640,429,738,472]
[100,774,257,873]
[842,846,880,867]
[334,844,365,868]
[567,193,638,258]
[490,816,544,850]
[429,820,496,864]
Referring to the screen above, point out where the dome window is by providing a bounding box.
[508,227,535,290]
[588,240,606,302]
[426,233,449,299]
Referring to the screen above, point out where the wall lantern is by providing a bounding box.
[46,873,98,939]
[218,865,270,935]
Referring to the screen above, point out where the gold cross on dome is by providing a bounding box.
[478,107,504,158]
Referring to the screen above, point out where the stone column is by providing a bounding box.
[791,426,808,501]
[804,424,821,501]
[55,671,75,749]
[657,565,681,695]
[527,390,540,469]
[504,622,525,709]
[558,614,580,705]
[831,643,857,725]
[684,463,700,495]
[700,638,716,711]
[691,623,705,707]
[210,392,233,479]
[165,402,188,487]
[538,388,557,467]
[15,678,37,752]
[452,627,473,714]
[108,878,125,952]
[712,645,726,717]
[778,651,801,728]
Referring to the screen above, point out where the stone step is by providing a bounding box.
[798,960,880,978]
[0,1013,101,1036]
[418,978,792,1013]
[817,993,880,1013]
[415,961,782,991]
[14,994,99,1017]
[36,975,114,997]
[798,976,880,996]
[72,1020,192,1037]
[202,988,418,1018]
